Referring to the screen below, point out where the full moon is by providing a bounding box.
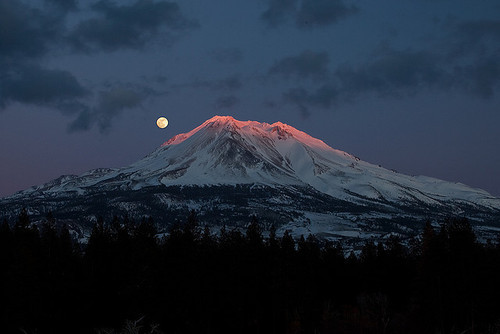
[156,117,168,129]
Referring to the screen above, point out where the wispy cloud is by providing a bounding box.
[68,0,198,52]
[68,86,148,133]
[214,95,239,110]
[0,64,88,107]
[295,0,359,29]
[211,48,244,64]
[276,18,500,115]
[174,75,243,91]
[261,0,358,29]
[45,0,78,12]
[0,0,64,59]
[269,51,330,81]
[261,0,296,28]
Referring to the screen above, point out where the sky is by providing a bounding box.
[1,0,499,198]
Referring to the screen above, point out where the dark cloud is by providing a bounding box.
[283,85,337,117]
[334,20,500,99]
[447,20,500,59]
[456,20,500,44]
[276,48,444,114]
[261,0,296,28]
[69,87,146,133]
[283,42,500,114]
[0,64,88,106]
[179,75,243,91]
[213,76,243,91]
[364,49,499,100]
[214,96,239,110]
[336,49,444,97]
[269,50,329,81]
[453,57,500,98]
[0,1,88,111]
[212,48,243,64]
[295,0,359,28]
[44,0,78,12]
[69,0,198,52]
[336,21,500,99]
[0,0,63,59]
[94,87,146,132]
[67,108,93,132]
[261,0,358,29]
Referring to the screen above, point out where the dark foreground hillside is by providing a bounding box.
[1,210,500,333]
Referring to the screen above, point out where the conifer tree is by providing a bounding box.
[136,216,157,242]
[15,207,31,230]
[246,215,263,249]
[86,216,111,263]
[0,218,12,243]
[267,224,279,251]
[0,218,13,266]
[281,230,295,256]
[59,224,74,261]
[40,214,58,260]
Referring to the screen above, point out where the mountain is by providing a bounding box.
[2,115,500,243]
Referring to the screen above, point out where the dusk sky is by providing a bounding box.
[1,0,499,198]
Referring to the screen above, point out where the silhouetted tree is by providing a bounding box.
[135,216,157,243]
[59,224,74,260]
[298,234,320,259]
[86,216,111,261]
[268,224,278,250]
[15,207,31,230]
[184,209,199,235]
[246,215,263,250]
[0,218,12,254]
[40,212,58,260]
[281,230,295,256]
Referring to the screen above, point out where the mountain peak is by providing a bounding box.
[162,115,334,151]
[162,115,244,146]
[206,115,237,123]
[203,115,245,131]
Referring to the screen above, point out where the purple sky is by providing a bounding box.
[1,0,500,198]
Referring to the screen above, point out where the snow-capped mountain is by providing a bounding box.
[2,116,500,242]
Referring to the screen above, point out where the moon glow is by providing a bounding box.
[156,117,168,129]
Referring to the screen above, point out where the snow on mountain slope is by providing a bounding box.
[126,116,354,187]
[6,115,500,213]
[116,116,500,209]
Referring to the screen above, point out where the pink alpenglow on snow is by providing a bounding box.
[163,116,338,152]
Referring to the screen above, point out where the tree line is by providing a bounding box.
[1,209,500,333]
